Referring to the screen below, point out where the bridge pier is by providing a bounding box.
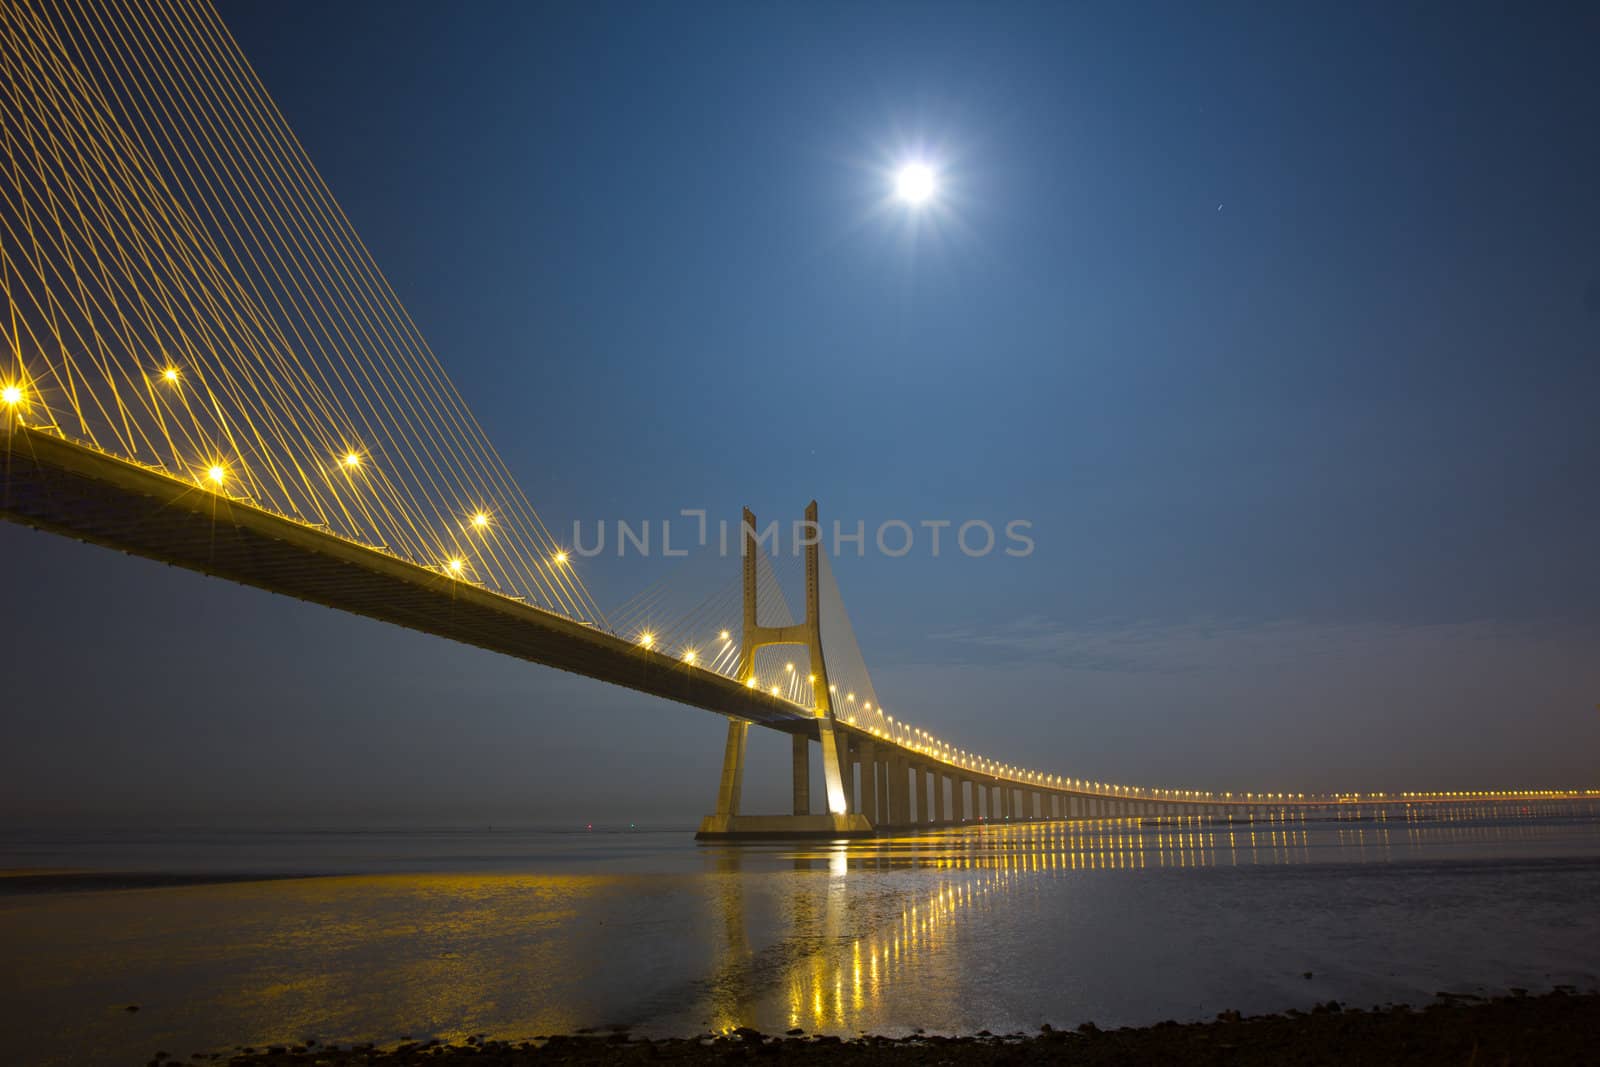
[887,754,907,826]
[792,735,810,815]
[713,720,749,820]
[858,741,877,825]
[935,771,948,824]
[882,756,897,826]
[833,735,852,814]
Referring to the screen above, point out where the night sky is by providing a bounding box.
[4,0,1597,826]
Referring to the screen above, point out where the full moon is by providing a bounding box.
[895,162,937,205]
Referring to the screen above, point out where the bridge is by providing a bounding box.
[1,0,1591,837]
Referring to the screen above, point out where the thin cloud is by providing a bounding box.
[929,616,1561,674]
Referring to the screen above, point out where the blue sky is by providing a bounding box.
[3,0,1597,824]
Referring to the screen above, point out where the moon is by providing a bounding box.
[894,162,937,205]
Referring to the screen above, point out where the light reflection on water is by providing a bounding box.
[3,803,1599,1065]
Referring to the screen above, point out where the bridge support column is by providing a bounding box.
[713,720,749,819]
[898,759,913,826]
[896,751,908,825]
[858,741,877,827]
[954,778,967,823]
[882,756,896,826]
[921,767,935,825]
[792,736,810,815]
[935,772,948,824]
[834,734,854,815]
[991,784,1001,821]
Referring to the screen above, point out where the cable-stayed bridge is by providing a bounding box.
[1,0,1590,836]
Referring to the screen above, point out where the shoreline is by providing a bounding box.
[188,989,1599,1064]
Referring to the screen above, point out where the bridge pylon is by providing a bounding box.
[696,501,874,839]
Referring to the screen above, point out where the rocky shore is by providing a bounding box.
[174,989,1597,1065]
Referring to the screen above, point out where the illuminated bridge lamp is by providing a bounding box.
[470,511,491,530]
[719,630,731,641]
[769,684,780,696]
[161,367,180,384]
[1,383,24,408]
[341,450,362,470]
[444,557,465,577]
[205,463,227,486]
[683,649,697,664]
[552,550,569,565]
[639,632,654,649]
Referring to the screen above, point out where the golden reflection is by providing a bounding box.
[698,800,1593,1035]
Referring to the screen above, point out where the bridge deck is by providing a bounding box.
[0,427,818,738]
[5,428,1589,814]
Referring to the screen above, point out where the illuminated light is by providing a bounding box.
[785,662,794,672]
[720,630,731,641]
[895,162,937,205]
[683,649,697,663]
[470,511,491,529]
[444,557,466,576]
[553,550,569,565]
[160,367,180,384]
[847,692,856,702]
[639,632,655,649]
[745,677,756,688]
[1,384,23,406]
[807,674,816,683]
[341,450,363,469]
[770,685,780,696]
[205,463,227,486]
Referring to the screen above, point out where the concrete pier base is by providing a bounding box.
[695,813,876,840]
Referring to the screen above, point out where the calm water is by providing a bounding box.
[4,805,1600,1065]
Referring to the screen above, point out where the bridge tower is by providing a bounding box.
[696,501,873,838]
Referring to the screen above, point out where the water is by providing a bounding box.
[4,805,1599,1065]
